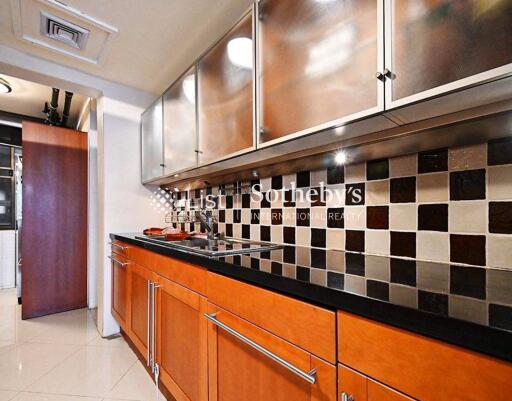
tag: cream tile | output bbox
[259,210,271,226]
[344,275,366,296]
[389,285,418,309]
[282,208,295,226]
[416,261,449,292]
[448,144,486,171]
[224,209,233,224]
[295,227,310,247]
[241,209,251,224]
[365,231,389,256]
[260,259,271,273]
[0,342,80,391]
[345,163,365,183]
[325,184,345,207]
[365,256,390,281]
[270,226,283,244]
[417,173,449,202]
[310,207,326,228]
[390,154,417,177]
[449,201,487,233]
[282,173,296,189]
[282,264,296,279]
[28,346,136,397]
[296,246,310,266]
[389,204,417,231]
[106,361,163,401]
[366,180,389,205]
[310,269,326,286]
[487,269,512,304]
[416,232,449,263]
[232,224,242,239]
[344,206,366,230]
[326,230,344,251]
[0,390,17,401]
[12,393,100,401]
[487,235,512,269]
[488,165,512,200]
[449,296,487,326]
[326,250,344,271]
[250,225,259,241]
[310,169,327,186]
[260,177,271,192]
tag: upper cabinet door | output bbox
[197,11,255,165]
[141,98,164,182]
[258,0,382,145]
[163,67,198,175]
[385,0,512,108]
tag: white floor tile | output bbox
[11,393,101,401]
[0,390,17,401]
[106,362,163,401]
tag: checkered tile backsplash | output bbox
[169,136,512,271]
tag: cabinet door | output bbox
[197,11,254,164]
[385,0,512,108]
[163,67,198,175]
[111,254,130,330]
[207,303,336,401]
[155,275,208,401]
[129,263,152,362]
[141,98,164,182]
[258,0,382,144]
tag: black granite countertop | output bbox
[111,233,512,362]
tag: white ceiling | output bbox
[0,73,89,127]
[0,0,253,95]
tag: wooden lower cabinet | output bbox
[111,253,130,330]
[155,275,208,401]
[129,263,153,363]
[206,302,336,401]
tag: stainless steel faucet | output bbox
[196,210,216,240]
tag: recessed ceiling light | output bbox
[334,151,347,165]
[0,78,12,94]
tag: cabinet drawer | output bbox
[111,240,130,258]
[153,254,207,296]
[338,311,512,401]
[208,272,336,363]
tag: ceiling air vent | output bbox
[40,11,89,50]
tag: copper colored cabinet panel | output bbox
[258,0,381,143]
[111,255,130,330]
[387,0,512,104]
[207,303,336,401]
[338,364,368,401]
[155,276,208,401]
[163,67,198,174]
[197,12,254,164]
[129,263,152,361]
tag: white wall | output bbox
[0,44,165,336]
[0,231,15,289]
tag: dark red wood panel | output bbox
[21,121,88,319]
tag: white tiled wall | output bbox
[0,230,15,289]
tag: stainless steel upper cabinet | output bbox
[385,0,512,108]
[197,11,255,165]
[257,0,382,145]
[141,98,164,182]
[163,67,198,175]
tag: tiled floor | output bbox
[0,288,165,401]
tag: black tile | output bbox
[488,137,512,166]
[242,224,250,239]
[296,266,310,282]
[296,171,310,188]
[250,258,260,270]
[367,158,389,181]
[250,209,260,224]
[345,183,365,206]
[450,169,486,200]
[194,188,201,198]
[450,265,486,300]
[390,258,417,286]
[260,226,271,242]
[271,209,282,225]
[327,208,344,229]
[489,202,512,234]
[489,304,512,331]
[418,204,448,232]
[450,234,486,266]
[233,209,241,224]
[310,248,326,269]
[283,190,296,207]
[233,255,241,265]
[367,280,389,301]
[225,195,233,209]
[418,148,448,174]
[390,231,416,258]
[366,206,389,230]
[260,192,271,208]
[242,193,251,208]
[327,165,344,185]
[271,262,283,275]
[250,179,260,191]
[283,246,296,264]
[296,208,310,227]
[218,209,225,223]
[271,176,283,190]
[327,272,344,290]
[283,227,295,244]
[311,228,326,248]
[345,253,365,276]
[346,230,365,252]
[189,223,195,232]
[418,290,448,316]
[390,177,416,203]
[310,186,326,207]
[225,224,233,237]
[206,186,213,195]
[261,251,271,260]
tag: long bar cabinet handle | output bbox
[109,242,128,251]
[204,313,317,384]
[147,280,151,367]
[108,255,129,268]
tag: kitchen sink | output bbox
[135,235,284,257]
